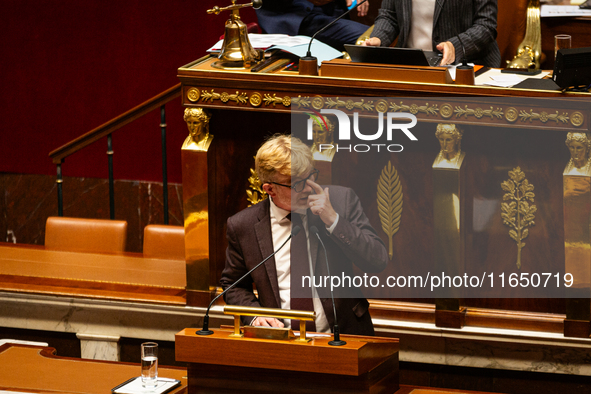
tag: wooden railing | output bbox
[48,83,182,221]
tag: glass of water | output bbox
[554,34,571,59]
[141,342,158,388]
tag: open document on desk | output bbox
[541,5,591,17]
[475,69,551,88]
[207,34,343,64]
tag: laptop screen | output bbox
[345,44,441,67]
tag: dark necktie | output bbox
[289,213,316,332]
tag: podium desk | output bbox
[176,327,399,394]
[0,343,188,394]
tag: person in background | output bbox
[256,0,371,51]
[362,0,501,67]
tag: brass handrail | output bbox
[49,83,181,164]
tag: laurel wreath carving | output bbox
[501,167,536,269]
[246,165,267,206]
[377,161,403,260]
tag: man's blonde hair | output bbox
[255,134,313,184]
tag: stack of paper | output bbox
[207,34,344,64]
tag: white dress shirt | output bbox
[269,198,333,332]
[407,0,437,51]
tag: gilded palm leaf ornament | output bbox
[377,161,403,259]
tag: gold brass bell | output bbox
[207,0,264,69]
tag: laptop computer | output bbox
[344,44,443,67]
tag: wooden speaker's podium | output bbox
[176,327,400,393]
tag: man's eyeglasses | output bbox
[269,169,319,193]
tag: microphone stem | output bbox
[315,232,345,345]
[306,0,369,57]
[200,232,294,332]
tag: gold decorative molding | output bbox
[377,161,403,260]
[501,167,537,269]
[263,94,290,107]
[201,89,248,104]
[454,105,504,120]
[292,96,311,108]
[325,98,375,111]
[311,96,324,110]
[246,165,267,206]
[440,103,453,119]
[505,107,519,123]
[389,102,439,116]
[519,109,569,124]
[185,91,585,128]
[571,112,584,127]
[249,92,262,107]
[187,87,201,103]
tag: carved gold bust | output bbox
[182,107,213,151]
[433,123,465,169]
[310,115,335,161]
[564,132,591,176]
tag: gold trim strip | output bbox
[186,90,585,128]
[223,305,315,321]
[1,274,185,290]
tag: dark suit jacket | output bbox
[371,0,501,67]
[220,185,388,336]
[255,0,348,36]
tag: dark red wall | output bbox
[0,1,258,184]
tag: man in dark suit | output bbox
[255,0,370,51]
[220,135,388,335]
[362,0,501,67]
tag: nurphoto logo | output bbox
[306,108,418,153]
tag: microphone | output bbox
[197,225,302,335]
[299,0,369,76]
[454,35,474,85]
[310,225,346,346]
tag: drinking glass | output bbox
[141,342,158,388]
[555,34,571,59]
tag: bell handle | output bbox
[207,0,262,15]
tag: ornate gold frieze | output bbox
[501,167,537,269]
[389,102,439,116]
[377,161,403,260]
[263,93,290,107]
[292,96,311,108]
[185,90,585,128]
[519,109,569,124]
[454,105,504,120]
[203,89,248,104]
[325,98,375,111]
